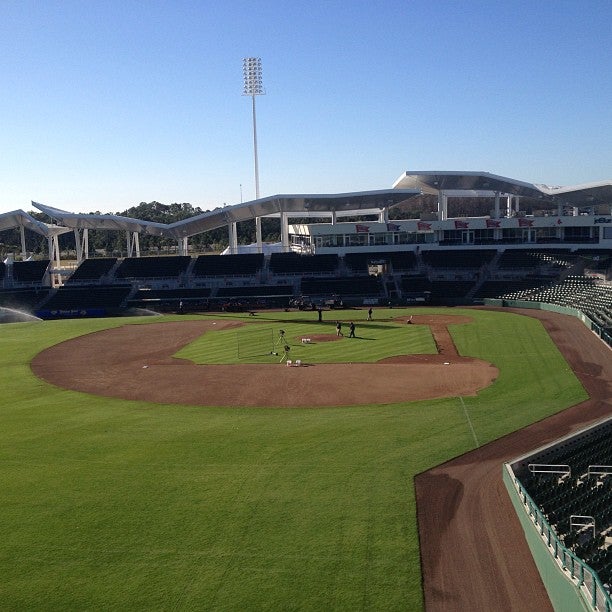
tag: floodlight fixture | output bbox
[242,57,265,96]
[242,57,265,200]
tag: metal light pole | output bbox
[242,57,265,200]
[243,57,265,251]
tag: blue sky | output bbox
[1,0,611,214]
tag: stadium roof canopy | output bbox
[31,202,168,236]
[0,209,72,238]
[393,171,612,205]
[536,180,612,206]
[394,171,551,199]
[32,189,421,239]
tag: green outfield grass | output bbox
[0,308,587,610]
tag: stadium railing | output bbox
[504,464,611,611]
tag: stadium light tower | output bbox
[242,57,265,199]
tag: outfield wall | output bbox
[503,465,610,612]
[484,299,612,348]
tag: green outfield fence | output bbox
[484,299,612,348]
[504,464,612,612]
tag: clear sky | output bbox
[1,0,611,215]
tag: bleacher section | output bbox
[12,260,50,284]
[421,249,496,269]
[497,249,576,271]
[344,251,417,274]
[115,256,191,279]
[127,287,212,312]
[192,253,264,277]
[269,252,339,275]
[576,249,612,276]
[0,288,51,311]
[300,275,383,298]
[67,258,117,283]
[515,420,612,593]
[38,285,132,318]
[400,275,432,293]
[499,276,612,327]
[216,285,293,298]
[428,281,475,304]
[474,277,551,300]
[0,248,609,320]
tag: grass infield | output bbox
[0,308,587,610]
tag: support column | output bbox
[255,217,262,252]
[330,210,337,225]
[20,226,27,259]
[74,228,89,263]
[228,222,238,254]
[494,192,500,219]
[438,191,448,221]
[47,235,62,286]
[74,229,82,262]
[126,231,141,257]
[280,211,290,251]
[506,195,513,217]
[83,229,89,261]
[177,237,188,256]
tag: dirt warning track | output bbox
[416,308,612,611]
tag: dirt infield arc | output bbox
[31,314,497,408]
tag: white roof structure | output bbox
[393,171,612,205]
[0,209,71,238]
[32,190,422,239]
[25,175,612,243]
[31,202,168,236]
[536,180,612,205]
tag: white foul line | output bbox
[459,396,480,448]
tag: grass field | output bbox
[0,308,587,610]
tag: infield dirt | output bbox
[31,314,497,408]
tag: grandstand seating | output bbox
[300,275,382,297]
[428,281,475,304]
[115,256,191,279]
[40,285,132,313]
[192,253,264,277]
[516,420,612,591]
[216,285,293,298]
[0,288,51,310]
[344,251,417,273]
[421,249,496,268]
[67,258,117,283]
[269,252,339,275]
[12,260,50,283]
[474,277,551,300]
[497,249,576,270]
[399,275,432,294]
[501,276,611,316]
[0,247,609,320]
